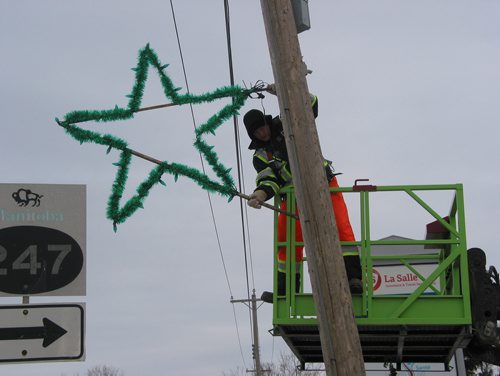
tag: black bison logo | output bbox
[12,189,43,207]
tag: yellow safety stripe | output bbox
[260,181,280,194]
[341,245,359,257]
[256,167,275,180]
[254,150,268,164]
[342,251,359,256]
[310,94,318,108]
[279,174,292,185]
[281,165,292,183]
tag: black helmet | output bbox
[243,109,272,140]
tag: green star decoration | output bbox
[56,44,253,231]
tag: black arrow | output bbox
[0,318,67,347]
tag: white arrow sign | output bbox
[0,304,84,363]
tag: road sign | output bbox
[0,304,84,363]
[0,184,86,296]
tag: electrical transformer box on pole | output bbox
[291,0,311,33]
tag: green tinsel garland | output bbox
[56,44,253,231]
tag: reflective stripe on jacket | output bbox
[250,94,319,200]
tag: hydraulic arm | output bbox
[465,247,500,365]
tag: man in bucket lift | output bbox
[243,85,362,300]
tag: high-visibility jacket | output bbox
[246,95,358,273]
[248,95,319,201]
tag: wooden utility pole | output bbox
[231,290,265,376]
[259,1,365,375]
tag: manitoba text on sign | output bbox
[0,304,85,363]
[0,184,86,296]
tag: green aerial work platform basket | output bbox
[269,182,473,369]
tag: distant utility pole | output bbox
[259,1,365,376]
[231,290,264,376]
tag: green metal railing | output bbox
[272,183,471,327]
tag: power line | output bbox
[223,0,256,294]
[222,1,254,340]
[168,0,248,369]
[223,0,262,371]
[168,0,233,297]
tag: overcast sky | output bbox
[1,1,500,375]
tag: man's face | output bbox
[253,124,271,142]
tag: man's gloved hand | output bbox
[265,83,277,96]
[302,60,312,76]
[248,190,267,209]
